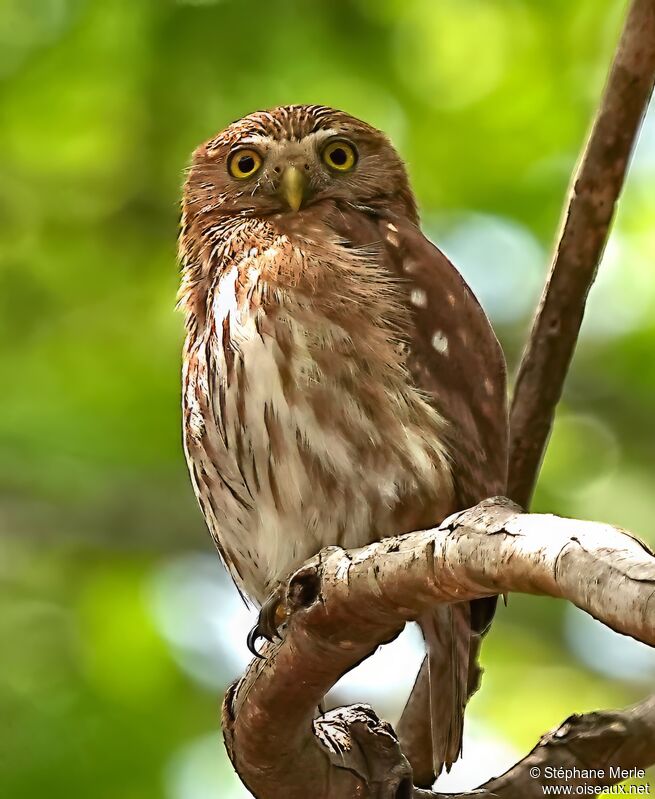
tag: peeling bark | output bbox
[223,499,655,798]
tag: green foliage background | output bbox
[1,0,654,797]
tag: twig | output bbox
[508,0,655,508]
[476,694,655,799]
[412,694,655,798]
[223,499,655,798]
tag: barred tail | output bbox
[419,603,472,776]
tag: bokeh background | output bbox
[1,0,654,796]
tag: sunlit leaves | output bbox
[1,0,654,795]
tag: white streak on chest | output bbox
[198,252,452,604]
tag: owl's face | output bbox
[186,105,416,220]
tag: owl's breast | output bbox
[185,228,454,602]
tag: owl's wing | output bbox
[379,215,508,775]
[378,215,509,507]
[330,204,509,507]
[329,203,508,778]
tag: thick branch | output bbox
[508,0,655,508]
[223,499,655,798]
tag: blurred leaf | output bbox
[1,0,653,794]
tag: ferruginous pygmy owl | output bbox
[179,105,508,778]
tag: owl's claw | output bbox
[246,623,267,659]
[247,587,287,659]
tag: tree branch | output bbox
[399,2,655,778]
[475,694,655,799]
[220,3,655,796]
[223,499,655,798]
[508,0,655,509]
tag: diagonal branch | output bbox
[399,0,655,780]
[223,499,655,798]
[508,0,655,509]
[412,694,655,798]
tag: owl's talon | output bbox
[247,623,267,659]
[246,587,287,658]
[260,587,287,638]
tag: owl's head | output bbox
[184,105,417,221]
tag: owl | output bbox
[178,104,508,780]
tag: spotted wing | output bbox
[328,202,508,777]
[382,215,509,774]
[328,204,509,507]
[379,215,509,507]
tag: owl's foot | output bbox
[247,587,287,658]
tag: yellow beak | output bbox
[279,165,306,212]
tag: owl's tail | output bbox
[418,603,474,778]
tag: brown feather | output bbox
[323,200,508,775]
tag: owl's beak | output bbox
[279,165,306,212]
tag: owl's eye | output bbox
[228,148,263,179]
[322,140,357,172]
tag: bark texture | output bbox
[223,499,655,798]
[476,694,655,799]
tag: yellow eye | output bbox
[228,148,263,179]
[322,140,357,172]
